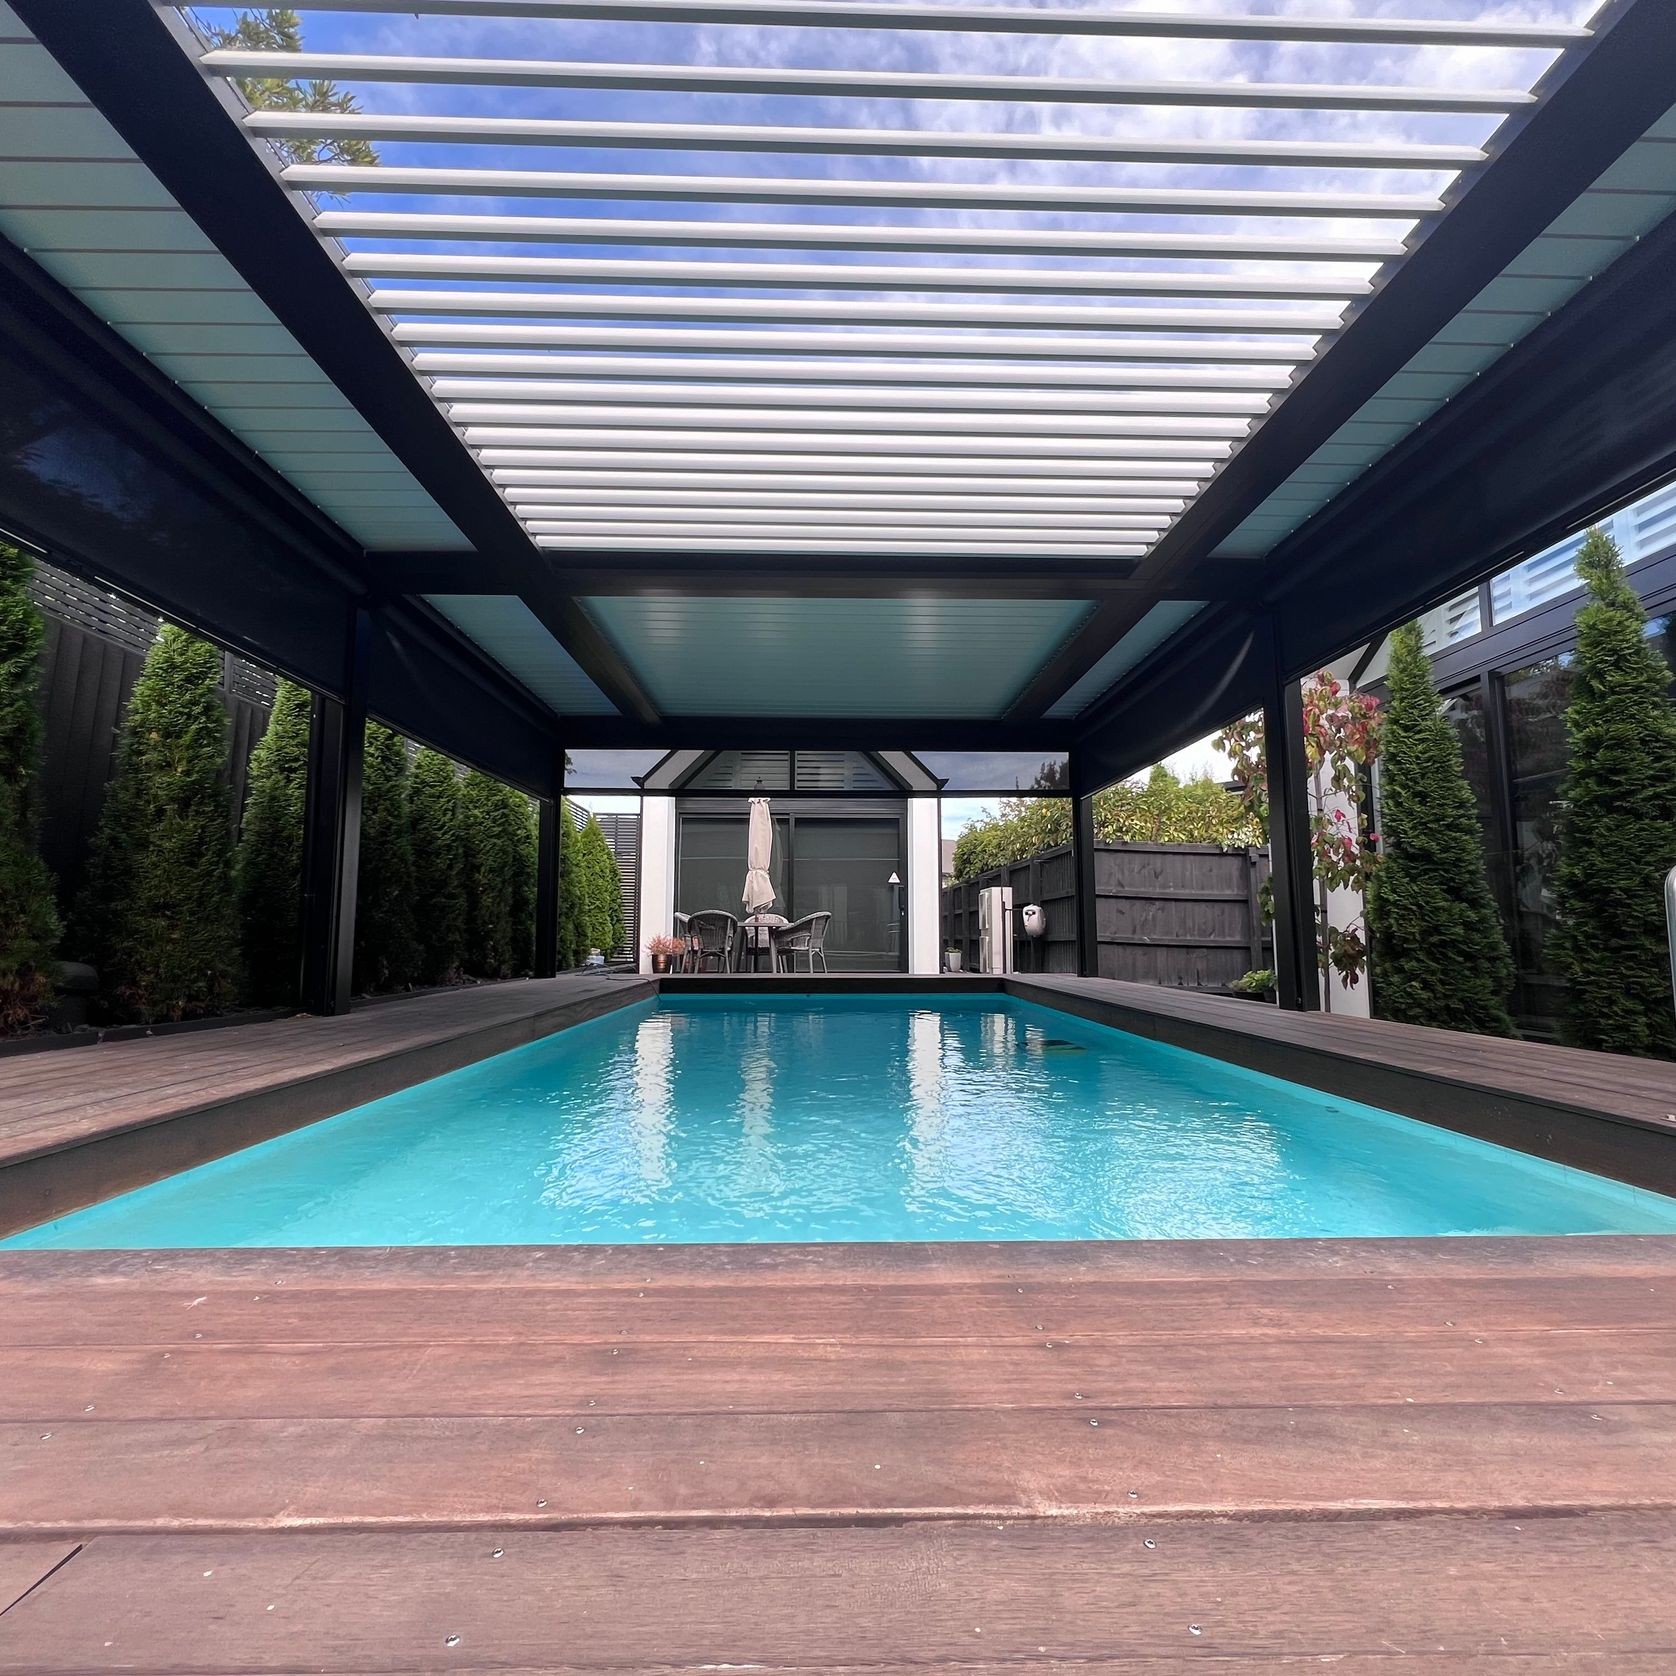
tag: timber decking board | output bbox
[6,1516,1676,1672]
[6,1240,1676,1668]
[10,1328,1676,1417]
[0,975,652,1165]
[1010,975,1676,1131]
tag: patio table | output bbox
[737,914,788,973]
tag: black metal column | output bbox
[1070,755,1099,980]
[534,786,561,980]
[1263,630,1318,1013]
[299,607,371,1016]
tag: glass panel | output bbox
[790,818,904,972]
[916,751,1070,792]
[675,815,791,928]
[1437,682,1513,939]
[564,749,667,791]
[1417,589,1482,651]
[1502,655,1574,1033]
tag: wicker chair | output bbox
[769,911,831,974]
[685,909,739,974]
[672,913,692,973]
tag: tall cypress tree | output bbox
[0,541,60,1032]
[462,769,516,978]
[556,801,589,970]
[353,723,419,993]
[408,747,467,985]
[235,678,311,1006]
[575,814,625,957]
[1553,528,1676,1058]
[78,626,242,1023]
[1367,621,1515,1036]
[504,786,538,976]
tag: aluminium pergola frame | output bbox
[10,0,1674,1016]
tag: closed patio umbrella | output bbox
[743,795,777,914]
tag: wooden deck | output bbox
[0,973,653,1235]
[4,1236,1676,1669]
[4,977,1676,1667]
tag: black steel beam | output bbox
[1020,0,1672,720]
[561,715,1074,752]
[1264,656,1317,1014]
[370,550,1261,603]
[15,0,657,724]
[1069,755,1099,980]
[534,793,561,980]
[1260,204,1676,681]
[1,236,564,796]
[299,609,370,1017]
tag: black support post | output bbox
[1263,630,1318,1013]
[299,607,370,1017]
[1070,755,1099,980]
[534,784,562,980]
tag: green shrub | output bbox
[353,723,419,992]
[235,678,311,1006]
[408,747,467,985]
[1553,528,1676,1058]
[0,541,60,1032]
[77,626,241,1022]
[1366,622,1514,1036]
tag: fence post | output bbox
[298,604,370,1017]
[1263,627,1318,1012]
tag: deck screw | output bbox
[1189,1625,1203,1636]
[491,1548,504,1559]
[536,1499,547,1508]
[445,1635,461,1647]
[1143,1539,1156,1550]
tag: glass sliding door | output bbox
[789,817,905,972]
[674,805,906,970]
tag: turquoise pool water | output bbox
[9,996,1676,1247]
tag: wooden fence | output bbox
[941,840,1272,990]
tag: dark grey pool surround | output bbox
[1,971,1672,1237]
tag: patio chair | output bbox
[672,912,692,974]
[769,911,831,974]
[685,909,739,973]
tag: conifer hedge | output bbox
[0,541,60,1032]
[353,722,419,993]
[574,814,626,957]
[1366,621,1515,1036]
[1554,528,1676,1058]
[235,678,311,1006]
[462,769,519,978]
[77,626,242,1022]
[408,747,467,985]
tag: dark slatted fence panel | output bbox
[942,841,1272,989]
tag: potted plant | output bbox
[648,934,685,975]
[944,943,963,973]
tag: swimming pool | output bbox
[8,995,1676,1247]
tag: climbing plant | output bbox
[1216,672,1384,996]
